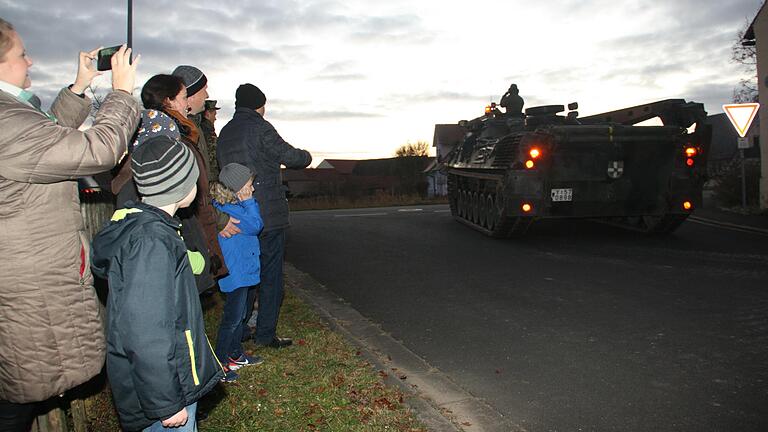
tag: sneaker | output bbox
[228,353,264,370]
[220,368,239,383]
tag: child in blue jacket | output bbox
[210,163,265,382]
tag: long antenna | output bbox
[127,0,133,50]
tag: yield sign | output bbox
[722,103,760,138]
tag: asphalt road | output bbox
[285,204,768,432]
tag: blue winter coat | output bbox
[213,198,264,292]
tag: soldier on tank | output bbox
[500,83,524,117]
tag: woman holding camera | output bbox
[0,17,140,431]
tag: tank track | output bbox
[598,213,690,234]
[448,172,532,237]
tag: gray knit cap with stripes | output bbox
[131,135,199,207]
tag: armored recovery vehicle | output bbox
[434,97,711,237]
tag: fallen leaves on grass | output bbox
[85,288,425,431]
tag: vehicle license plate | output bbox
[550,188,573,202]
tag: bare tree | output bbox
[395,141,430,157]
[732,19,758,103]
[87,83,109,118]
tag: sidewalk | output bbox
[692,198,768,232]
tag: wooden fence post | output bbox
[46,407,67,432]
[71,398,88,432]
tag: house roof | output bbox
[423,158,444,173]
[433,124,465,161]
[282,167,340,181]
[706,113,761,161]
[317,159,358,174]
[744,1,766,40]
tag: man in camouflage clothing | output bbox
[201,99,220,179]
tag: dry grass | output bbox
[288,193,448,211]
[85,279,427,432]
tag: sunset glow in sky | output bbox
[2,0,763,164]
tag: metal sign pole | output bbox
[741,148,747,208]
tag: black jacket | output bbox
[91,202,223,431]
[217,107,312,231]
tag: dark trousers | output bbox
[253,228,285,345]
[214,286,252,362]
[0,399,36,432]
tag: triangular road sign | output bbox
[722,103,760,138]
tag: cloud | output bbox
[386,91,480,105]
[269,109,381,121]
[682,81,742,114]
[312,73,366,81]
[3,0,760,157]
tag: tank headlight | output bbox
[686,158,694,167]
[529,148,541,159]
[525,160,535,169]
[685,147,697,157]
[683,201,693,211]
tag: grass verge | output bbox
[288,193,448,211]
[86,276,427,431]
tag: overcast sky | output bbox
[2,0,763,163]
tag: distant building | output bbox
[706,113,760,174]
[423,159,447,197]
[426,124,466,198]
[283,156,431,198]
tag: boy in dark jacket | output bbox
[92,135,223,431]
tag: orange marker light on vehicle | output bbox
[686,158,694,167]
[683,201,693,211]
[485,105,492,114]
[522,203,533,212]
[525,160,535,169]
[529,148,541,159]
[685,147,697,157]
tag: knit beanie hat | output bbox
[219,163,253,192]
[132,109,180,151]
[132,135,200,207]
[235,84,266,110]
[172,65,208,97]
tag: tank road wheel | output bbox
[448,189,458,216]
[465,192,472,222]
[465,190,471,219]
[485,195,497,230]
[471,192,479,224]
[478,194,488,228]
[468,192,474,223]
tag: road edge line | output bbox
[687,216,768,235]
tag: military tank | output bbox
[434,93,711,237]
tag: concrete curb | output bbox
[285,263,524,432]
[687,215,768,236]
